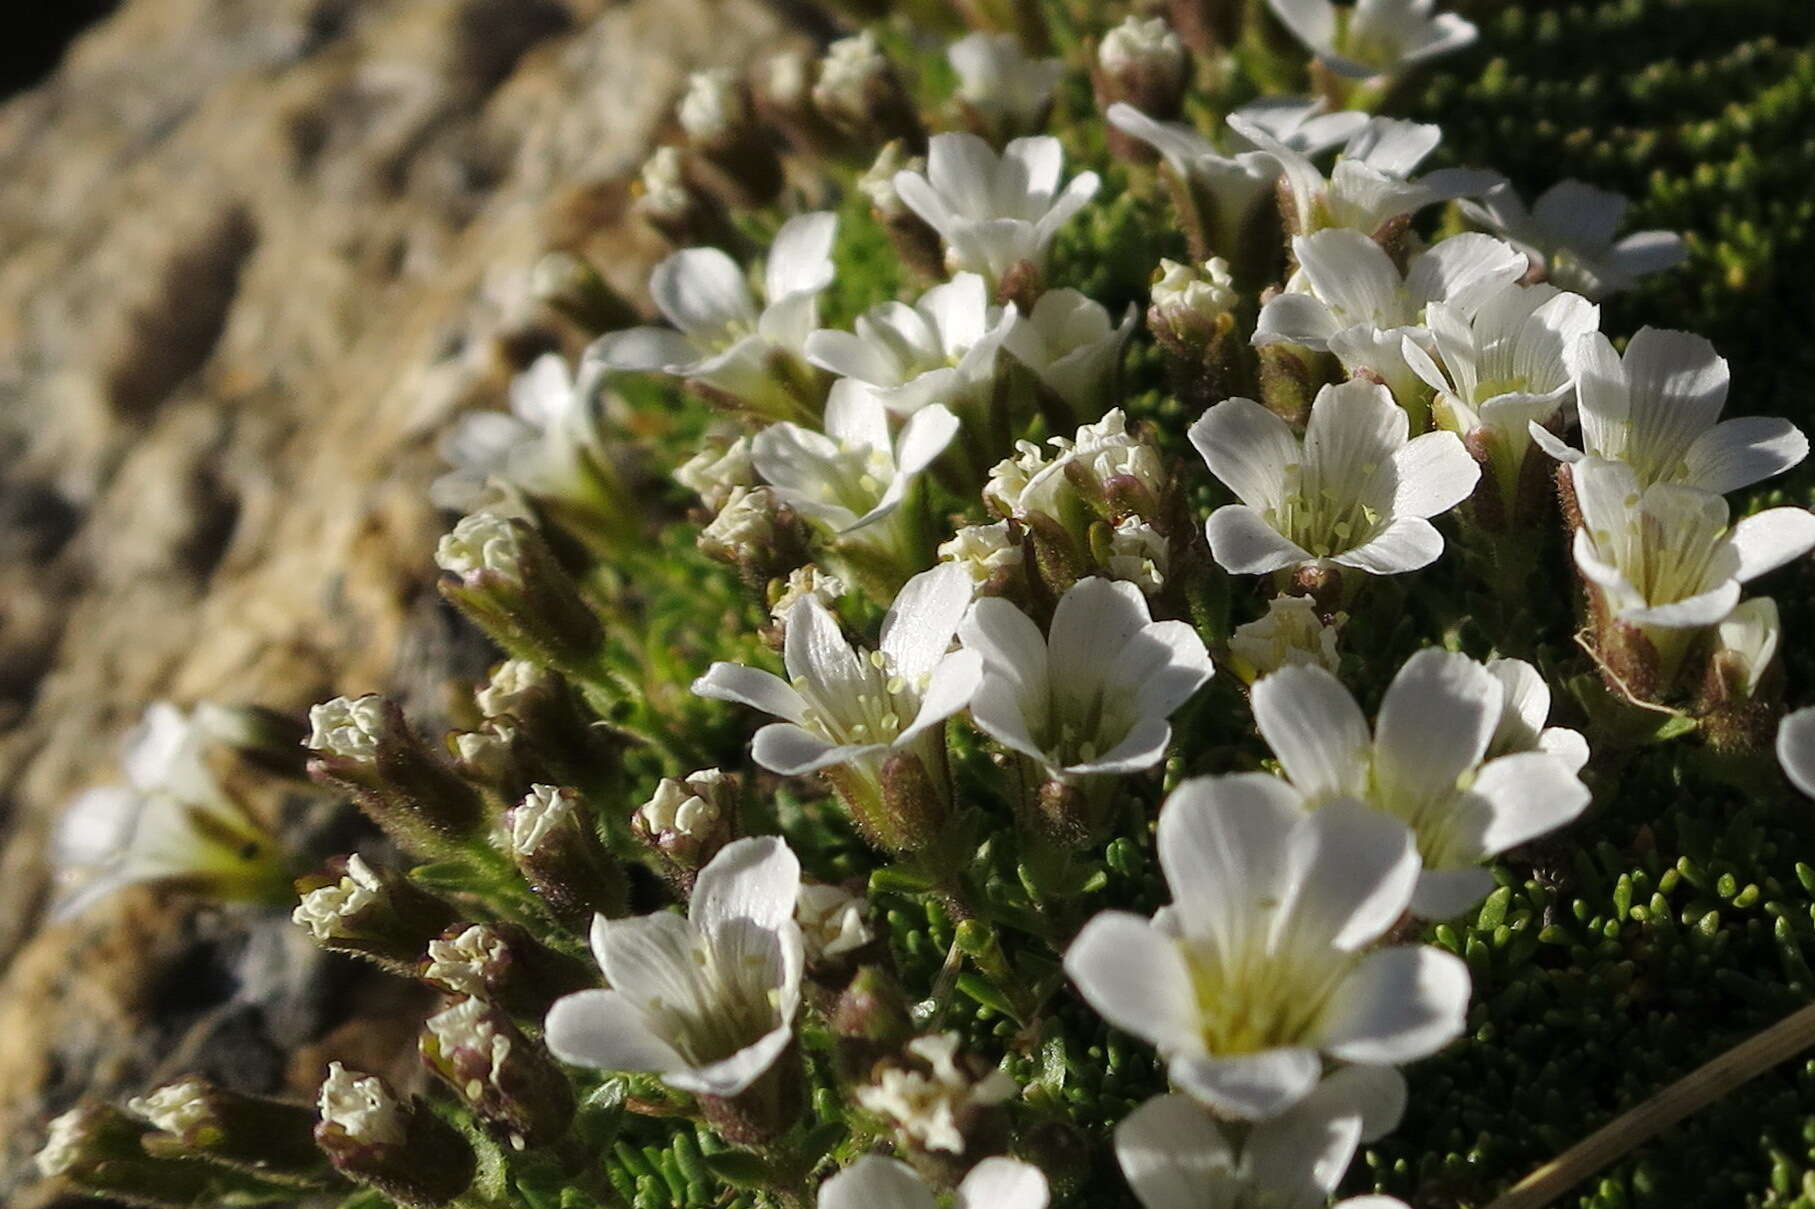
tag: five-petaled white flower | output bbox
[947,33,1063,137]
[960,577,1212,781]
[1003,287,1137,418]
[1251,650,1592,917]
[544,836,803,1097]
[432,353,614,513]
[1066,776,1470,1119]
[587,212,838,420]
[1568,457,1815,653]
[1461,180,1687,300]
[1532,328,1809,495]
[1190,379,1480,577]
[1230,114,1499,237]
[892,133,1100,284]
[692,562,983,787]
[1405,280,1601,503]
[806,272,1018,418]
[1117,1069,1410,1209]
[753,379,958,559]
[1254,229,1528,404]
[1780,708,1815,800]
[820,1155,1047,1209]
[1266,0,1478,81]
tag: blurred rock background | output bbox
[0,0,791,1196]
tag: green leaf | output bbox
[702,1151,776,1189]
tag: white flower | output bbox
[1407,281,1601,496]
[700,486,780,551]
[1267,0,1477,80]
[948,33,1063,135]
[508,785,580,857]
[752,379,958,552]
[475,658,555,720]
[1779,707,1815,799]
[1065,777,1470,1118]
[634,146,692,221]
[1100,16,1188,82]
[855,1034,1018,1156]
[1531,328,1808,494]
[587,212,838,418]
[1189,379,1480,577]
[432,353,611,512]
[1108,100,1362,257]
[636,773,727,850]
[425,925,510,998]
[1461,180,1687,299]
[675,431,755,508]
[1251,650,1592,916]
[1230,114,1499,237]
[1708,597,1781,700]
[1003,288,1137,417]
[1106,517,1171,596]
[796,883,873,961]
[940,521,1022,586]
[1254,228,1529,402]
[771,565,847,625]
[1227,596,1343,684]
[806,273,1018,418]
[293,854,385,941]
[1570,456,1815,634]
[893,133,1100,284]
[960,577,1212,780]
[821,1156,1045,1209]
[1153,256,1238,318]
[693,563,983,786]
[545,836,803,1097]
[51,702,279,917]
[678,68,746,144]
[129,1079,215,1136]
[318,1063,407,1146]
[1117,1070,1410,1209]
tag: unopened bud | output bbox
[698,485,810,588]
[1096,17,1189,148]
[507,785,627,926]
[796,882,874,966]
[813,33,925,151]
[1256,339,1334,426]
[633,768,739,890]
[129,1078,332,1186]
[939,522,1024,594]
[293,855,460,973]
[1150,259,1248,410]
[861,141,944,280]
[37,1101,245,1206]
[632,145,734,248]
[421,998,575,1150]
[305,695,486,858]
[1100,517,1169,597]
[436,513,604,676]
[678,68,783,205]
[832,965,915,1068]
[421,921,595,1023]
[754,48,845,156]
[675,432,756,512]
[315,1064,475,1208]
[1227,595,1343,684]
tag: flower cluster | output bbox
[36,4,1815,1209]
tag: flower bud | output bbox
[939,521,1026,597]
[678,67,783,205]
[767,565,847,630]
[315,1063,476,1207]
[293,855,460,973]
[632,145,735,248]
[420,997,575,1150]
[754,48,845,156]
[450,719,528,798]
[796,882,875,967]
[855,1033,1017,1169]
[530,250,635,334]
[436,513,604,676]
[1149,258,1251,410]
[949,32,1061,141]
[875,748,948,855]
[861,141,944,281]
[471,661,612,788]
[1096,17,1189,148]
[128,1077,333,1186]
[675,431,756,512]
[832,965,915,1080]
[506,784,626,926]
[633,768,739,890]
[305,695,486,858]
[1098,516,1170,597]
[813,33,925,151]
[37,1101,252,1206]
[1698,597,1783,754]
[1256,338,1335,426]
[1227,595,1344,684]
[421,921,596,1022]
[697,485,810,588]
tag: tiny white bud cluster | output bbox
[939,522,1020,585]
[476,659,553,720]
[762,49,811,107]
[857,1033,1017,1154]
[425,925,510,997]
[700,486,778,549]
[637,771,724,840]
[770,565,846,625]
[858,142,920,220]
[1105,517,1169,596]
[814,32,887,116]
[795,883,872,960]
[318,1062,406,1146]
[1152,257,1237,317]
[636,146,691,219]
[427,998,513,1078]
[35,1106,91,1177]
[678,68,746,142]
[1228,597,1344,683]
[307,695,386,759]
[1099,15,1187,77]
[435,513,527,585]
[292,855,383,941]
[675,434,755,506]
[509,784,578,856]
[127,1079,213,1135]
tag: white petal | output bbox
[787,595,866,693]
[1189,397,1299,512]
[805,328,902,385]
[1405,233,1528,313]
[751,725,875,776]
[1779,708,1815,799]
[1622,327,1728,475]
[544,990,683,1074]
[1410,867,1497,919]
[1048,577,1153,707]
[881,563,977,685]
[1206,506,1312,574]
[1064,911,1201,1053]
[691,835,800,935]
[894,404,961,481]
[970,676,1048,764]
[1254,293,1344,350]
[1538,727,1590,773]
[1531,179,1626,250]
[1682,417,1809,495]
[1124,619,1215,720]
[821,1157,937,1209]
[1168,1048,1323,1121]
[1266,0,1338,54]
[652,248,758,336]
[587,326,699,373]
[1730,507,1815,584]
[926,132,1004,220]
[765,211,839,302]
[1372,649,1499,809]
[1251,666,1371,801]
[1469,752,1592,856]
[1607,229,1687,277]
[1390,431,1481,518]
[1329,516,1445,575]
[1114,1095,1237,1209]
[960,598,1051,704]
[898,649,984,744]
[1159,774,1306,954]
[1243,1089,1362,1201]
[692,663,809,725]
[1316,946,1470,1063]
[595,912,708,1018]
[957,1158,1049,1209]
[1295,230,1404,328]
[1345,118,1441,177]
[1274,800,1419,955]
[667,1023,794,1098]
